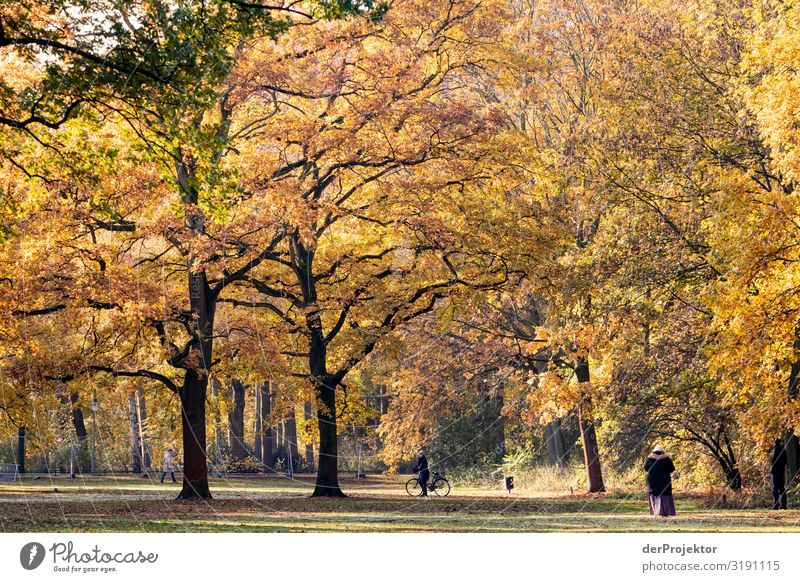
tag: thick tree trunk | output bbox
[313,375,344,496]
[253,385,263,462]
[303,400,314,468]
[65,393,88,442]
[70,394,90,472]
[177,369,212,499]
[306,304,343,496]
[577,406,605,493]
[576,359,606,493]
[175,153,216,499]
[16,426,25,474]
[128,392,142,474]
[290,236,344,496]
[228,379,246,460]
[136,384,150,474]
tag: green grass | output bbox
[1,474,798,532]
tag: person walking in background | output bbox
[770,438,788,510]
[161,448,176,483]
[645,445,676,517]
[413,450,430,497]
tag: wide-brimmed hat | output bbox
[652,445,666,454]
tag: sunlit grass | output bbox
[1,475,799,532]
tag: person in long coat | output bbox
[770,438,788,510]
[413,450,430,496]
[161,448,177,483]
[644,445,676,517]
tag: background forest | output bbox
[1,0,800,501]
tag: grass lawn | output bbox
[1,474,798,532]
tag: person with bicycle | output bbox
[413,450,430,496]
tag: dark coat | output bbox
[644,454,675,496]
[413,455,430,482]
[771,443,788,476]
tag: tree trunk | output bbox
[136,384,150,474]
[276,412,284,452]
[722,430,742,490]
[577,405,605,493]
[306,303,343,496]
[718,460,742,491]
[291,236,344,496]
[228,379,246,460]
[69,393,89,472]
[262,383,273,472]
[58,392,89,443]
[177,369,212,499]
[66,392,88,442]
[211,378,223,470]
[303,400,314,468]
[57,389,88,473]
[785,430,799,489]
[544,422,556,460]
[128,391,142,474]
[535,353,568,465]
[380,383,389,415]
[285,405,298,461]
[491,390,505,463]
[786,328,800,487]
[16,426,25,474]
[576,358,606,493]
[175,152,216,499]
[544,418,568,466]
[354,424,366,477]
[313,374,344,496]
[253,385,263,463]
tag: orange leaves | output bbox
[742,1,800,184]
[523,370,580,425]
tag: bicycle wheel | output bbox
[433,477,450,496]
[405,477,423,496]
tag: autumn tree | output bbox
[214,0,548,496]
[1,1,392,499]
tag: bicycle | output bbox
[405,470,450,496]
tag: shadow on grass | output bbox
[1,475,798,533]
